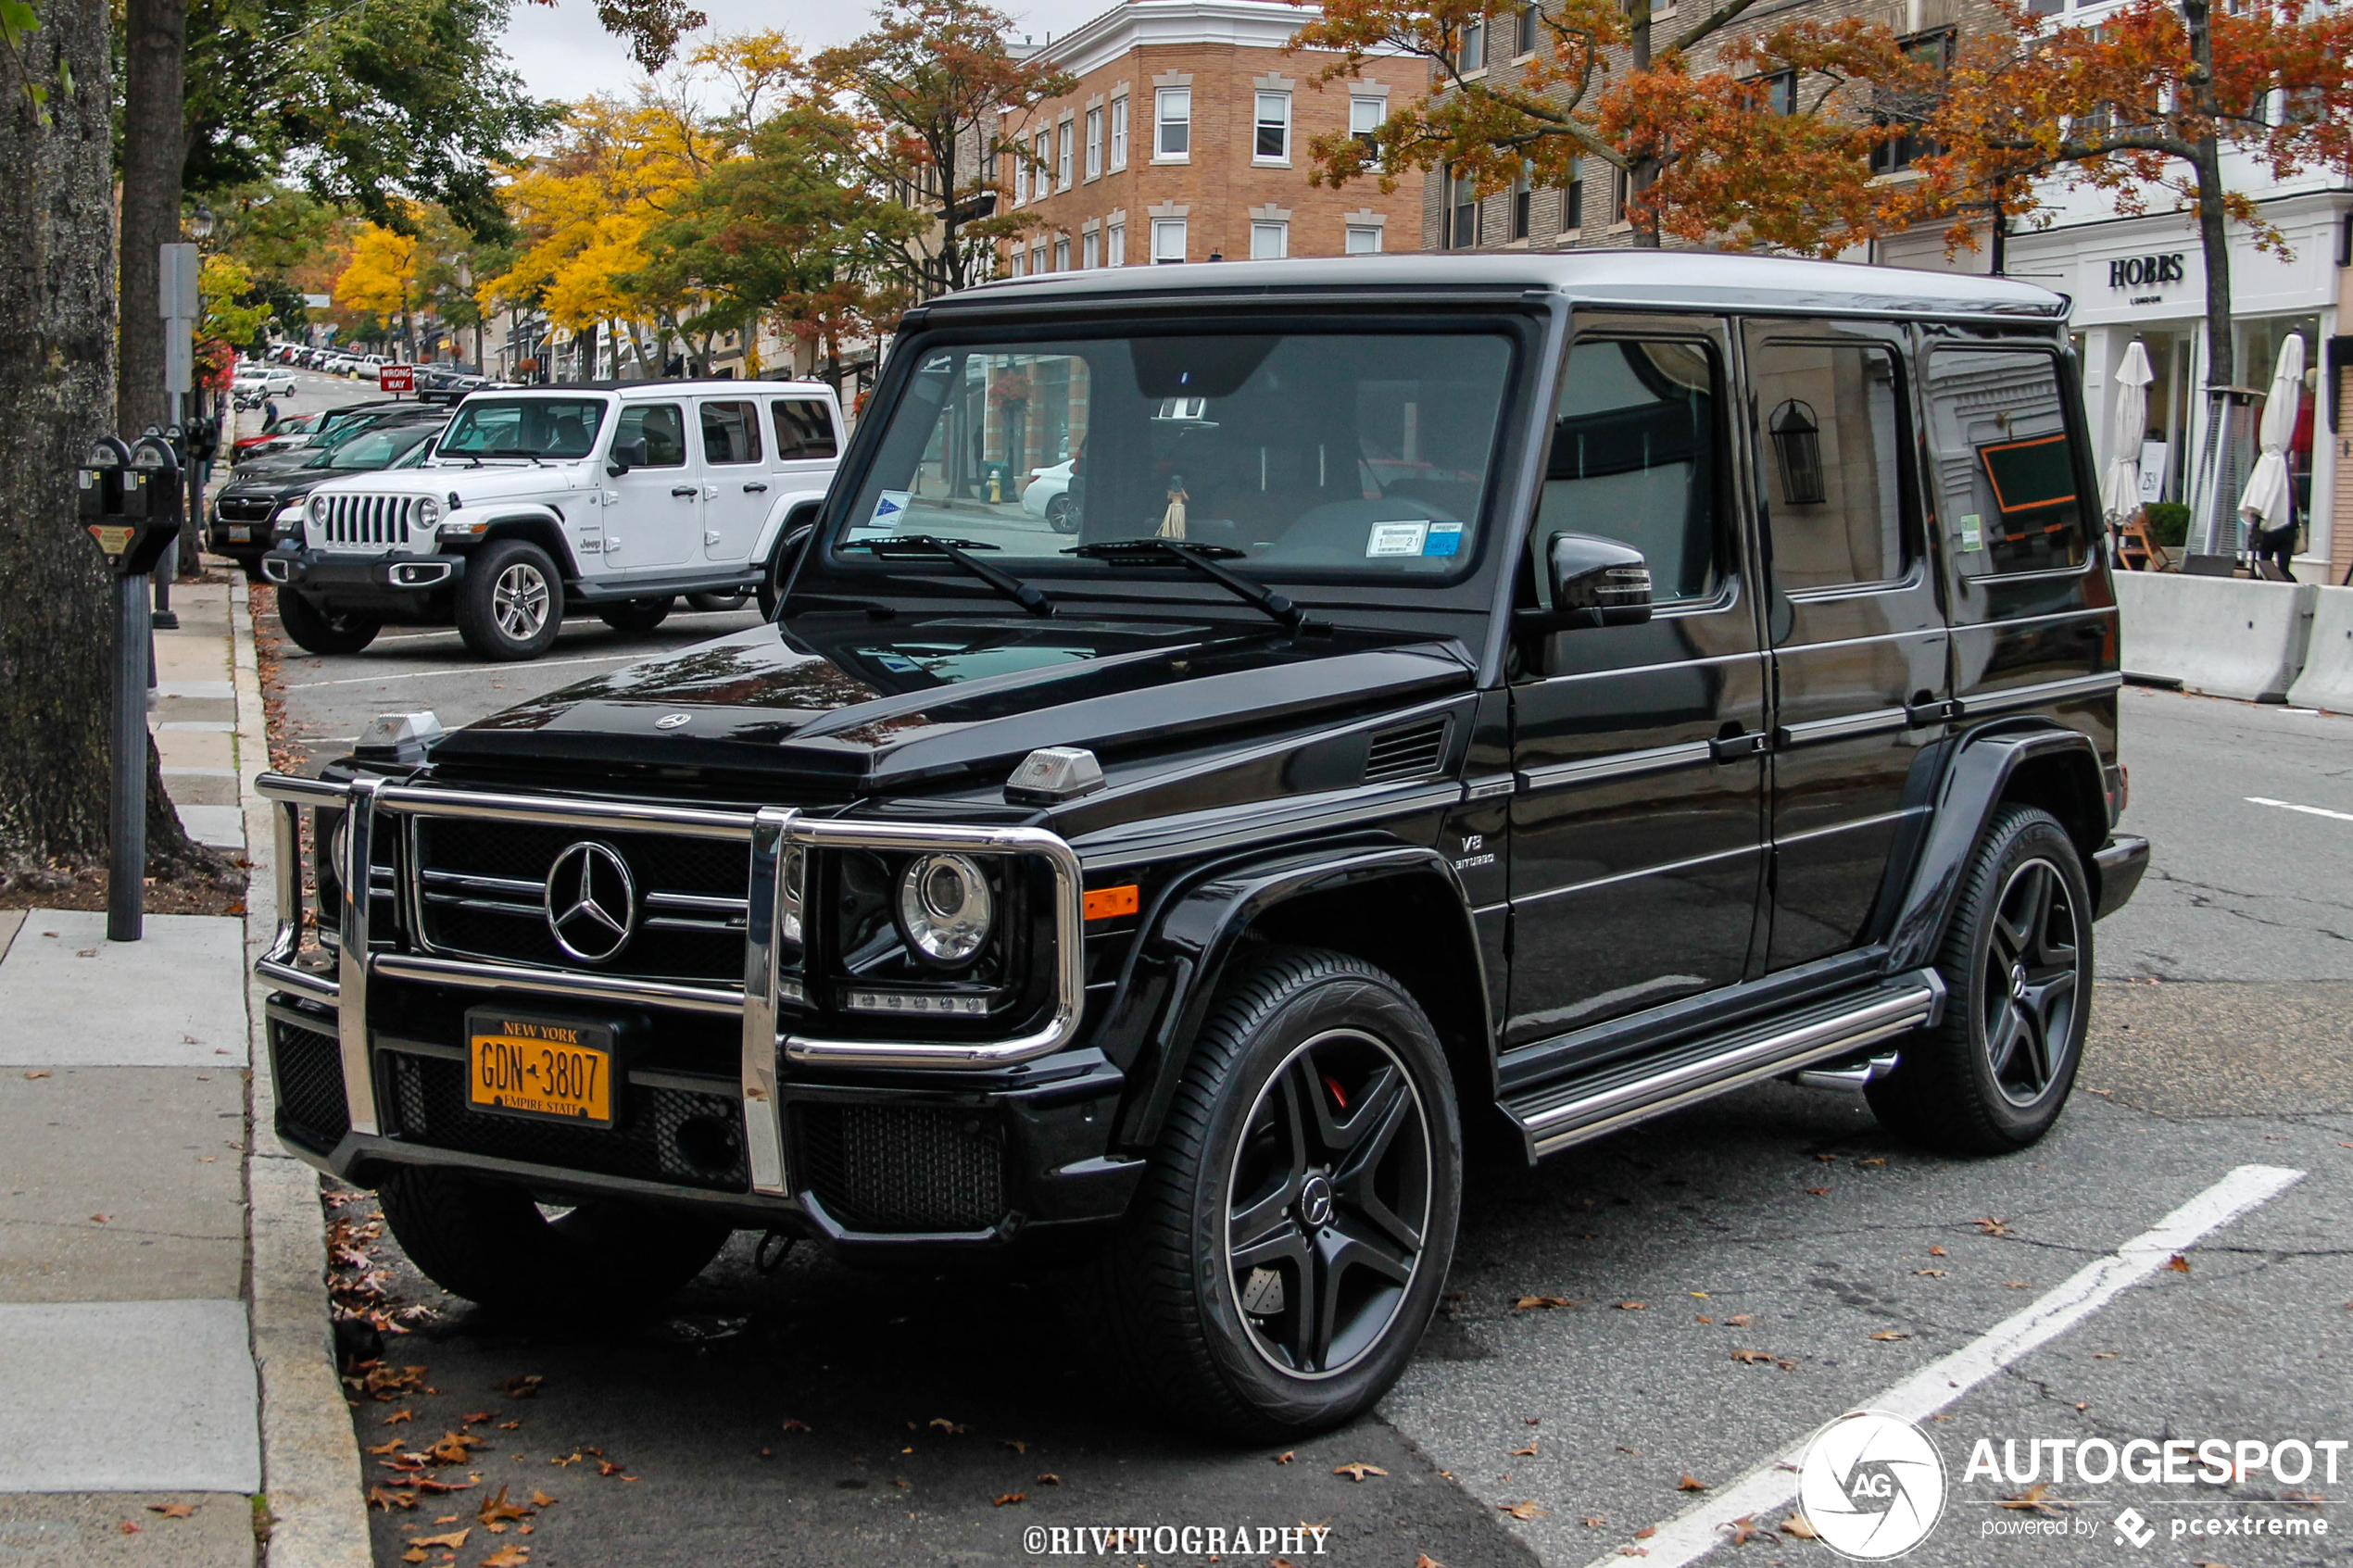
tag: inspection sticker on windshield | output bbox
[1422,522,1464,558]
[1366,521,1429,557]
[1958,512,1984,552]
[868,490,910,531]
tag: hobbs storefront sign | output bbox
[2109,253,2188,290]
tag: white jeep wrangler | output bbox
[260,380,843,660]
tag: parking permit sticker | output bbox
[869,490,910,531]
[1958,512,1983,551]
[1366,521,1429,557]
[1422,522,1464,558]
[871,650,922,673]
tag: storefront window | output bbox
[2238,314,2322,540]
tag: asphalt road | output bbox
[253,561,2353,1568]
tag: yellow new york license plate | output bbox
[467,1013,613,1126]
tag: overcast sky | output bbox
[497,0,1116,104]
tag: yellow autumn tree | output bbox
[332,221,424,354]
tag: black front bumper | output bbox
[2092,834,2151,922]
[262,546,468,611]
[265,993,1143,1263]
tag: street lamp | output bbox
[188,206,216,243]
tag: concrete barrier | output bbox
[2113,571,2317,703]
[2286,584,2353,712]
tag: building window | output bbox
[1611,165,1630,224]
[1107,220,1126,266]
[1345,223,1382,254]
[1054,235,1071,271]
[1250,220,1289,258]
[1110,95,1129,169]
[1082,228,1100,269]
[1151,216,1186,263]
[1758,69,1796,114]
[1034,130,1050,194]
[1518,0,1542,55]
[1057,119,1074,190]
[1156,88,1190,158]
[1351,96,1384,169]
[1085,107,1102,180]
[1254,91,1291,162]
[1510,165,1531,240]
[1560,156,1584,230]
[1030,238,1046,274]
[1457,14,1485,72]
[1013,145,1028,205]
[1869,31,1953,174]
[1449,169,1479,249]
[1010,247,1025,278]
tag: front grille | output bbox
[797,1104,1008,1233]
[384,1052,749,1191]
[217,494,279,523]
[315,492,421,547]
[411,818,749,983]
[271,1018,349,1148]
[1365,718,1451,784]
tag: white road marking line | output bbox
[2246,795,2353,823]
[282,651,640,688]
[1583,1163,2307,1568]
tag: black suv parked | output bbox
[257,254,2146,1438]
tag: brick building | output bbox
[998,0,1429,272]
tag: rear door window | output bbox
[771,398,838,459]
[1747,339,1907,592]
[699,400,762,464]
[1924,349,2088,575]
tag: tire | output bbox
[1046,494,1077,533]
[597,596,673,633]
[1868,805,2093,1154]
[376,1166,732,1314]
[276,591,382,655]
[1086,946,1461,1439]
[686,591,749,613]
[456,538,564,660]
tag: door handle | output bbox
[1906,696,1959,725]
[671,486,698,498]
[1709,730,1768,763]
[743,481,768,493]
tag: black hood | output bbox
[220,463,376,503]
[427,616,1477,796]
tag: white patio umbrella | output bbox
[2100,340,2155,523]
[2236,331,2306,534]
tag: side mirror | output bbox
[607,437,647,477]
[1519,533,1653,632]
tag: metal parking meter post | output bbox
[150,425,183,629]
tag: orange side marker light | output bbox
[1083,884,1139,922]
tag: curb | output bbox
[232,573,373,1568]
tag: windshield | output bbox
[836,330,1515,581]
[304,424,441,470]
[441,397,608,459]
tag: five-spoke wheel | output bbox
[1980,856,2081,1105]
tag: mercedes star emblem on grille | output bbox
[544,841,636,962]
[654,712,693,731]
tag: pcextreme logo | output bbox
[1797,1410,1949,1560]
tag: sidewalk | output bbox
[0,572,368,1567]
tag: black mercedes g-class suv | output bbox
[258,253,2147,1438]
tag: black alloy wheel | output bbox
[1226,1029,1434,1378]
[1980,856,2082,1105]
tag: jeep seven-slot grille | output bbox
[797,1104,1008,1233]
[270,1017,349,1148]
[316,492,420,546]
[384,1051,749,1191]
[1364,718,1451,784]
[412,817,749,982]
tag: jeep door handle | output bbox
[1709,730,1768,762]
[671,486,698,498]
[742,481,768,493]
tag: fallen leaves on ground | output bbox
[1500,1499,1547,1519]
[146,1503,195,1519]
[1869,1330,1912,1341]
[413,1529,469,1549]
[1723,1314,1753,1327]
[1512,1439,1539,1456]
[476,1487,534,1524]
[497,1375,543,1399]
[596,1460,625,1477]
[1273,1451,1294,1464]
[21,1071,47,1080]
[1582,1515,1607,1527]
[1916,1268,1948,1277]
[1037,1474,1060,1485]
[366,1487,417,1511]
[2167,1254,2193,1273]
[1975,1218,2008,1236]
[480,1549,531,1567]
[528,1491,556,1509]
[1813,1152,1837,1162]
[1515,1295,1573,1311]
[992,1492,1026,1506]
[1805,1187,1831,1197]
[1634,1525,1656,1538]
[1617,1300,1647,1311]
[1780,1514,1819,1538]
[460,1411,494,1425]
[1678,1474,1709,1491]
[1415,1556,1447,1568]
[779,1418,810,1433]
[1333,1462,1388,1482]
[929,1417,968,1434]
[89,1214,109,1224]
[1928,1245,1947,1256]
[1722,1515,1771,1545]
[1999,1485,2061,1515]
[1730,1348,1778,1365]
[431,1432,486,1465]
[401,1549,426,1563]
[1001,1439,1028,1453]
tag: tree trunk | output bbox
[0,0,121,872]
[118,0,187,437]
[2181,0,2233,394]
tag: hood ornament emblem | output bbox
[544,841,636,963]
[654,712,693,731]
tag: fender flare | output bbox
[1112,841,1492,1152]
[1882,723,2108,973]
[469,508,582,581]
[751,492,828,568]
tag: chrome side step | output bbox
[1501,973,1944,1160]
[1791,1050,1900,1093]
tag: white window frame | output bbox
[1053,234,1071,271]
[1155,88,1191,161]
[1010,247,1026,277]
[1056,119,1074,191]
[1030,238,1047,274]
[1345,223,1382,254]
[1458,15,1486,72]
[1253,91,1291,165]
[1013,144,1029,205]
[1085,107,1103,181]
[1350,96,1385,171]
[1250,220,1290,259]
[1034,130,1050,195]
[1110,94,1130,169]
[1151,216,1187,263]
[1107,220,1126,267]
[1082,228,1100,269]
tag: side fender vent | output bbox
[1364,718,1451,785]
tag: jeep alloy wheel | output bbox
[457,538,566,660]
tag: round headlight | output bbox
[898,853,992,964]
[415,495,442,527]
[308,493,328,523]
[325,814,349,883]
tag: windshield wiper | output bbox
[841,534,1056,618]
[1066,539,1321,633]
[482,446,548,466]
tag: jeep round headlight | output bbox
[308,494,328,524]
[415,495,442,527]
[898,853,992,964]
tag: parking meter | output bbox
[79,433,182,577]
